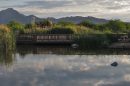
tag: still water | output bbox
[0,45,130,86]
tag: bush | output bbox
[0,24,15,51]
[47,27,75,34]
[0,24,10,33]
[7,21,24,32]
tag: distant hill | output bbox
[0,8,109,24]
[49,16,108,24]
[0,8,41,24]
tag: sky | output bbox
[0,0,130,21]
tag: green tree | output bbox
[79,20,95,28]
[125,23,130,32]
[106,20,126,32]
[36,19,53,28]
[47,27,74,34]
[7,21,24,31]
[57,21,75,27]
[25,23,34,29]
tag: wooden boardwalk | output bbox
[16,34,74,44]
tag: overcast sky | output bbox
[0,0,130,21]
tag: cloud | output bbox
[25,0,72,9]
[1,0,130,21]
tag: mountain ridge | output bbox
[0,8,109,24]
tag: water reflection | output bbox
[17,45,130,55]
[1,54,130,86]
[0,46,15,66]
[0,45,130,86]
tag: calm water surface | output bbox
[0,45,130,86]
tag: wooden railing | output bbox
[16,34,74,44]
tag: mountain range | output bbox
[0,8,109,24]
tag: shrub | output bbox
[0,24,15,51]
[47,27,75,34]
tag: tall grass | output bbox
[0,24,15,66]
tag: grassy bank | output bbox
[1,19,130,49]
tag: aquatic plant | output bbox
[0,24,15,66]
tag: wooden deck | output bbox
[16,34,74,44]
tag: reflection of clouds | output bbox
[8,55,130,73]
[0,55,130,86]
[30,78,38,86]
[100,81,130,86]
[121,55,130,64]
[0,72,3,75]
[95,80,105,86]
[124,74,130,82]
[79,63,90,72]
[94,80,116,86]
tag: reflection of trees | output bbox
[17,45,74,56]
[0,49,15,66]
[17,45,130,56]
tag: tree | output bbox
[106,20,127,32]
[47,27,74,34]
[79,20,95,28]
[7,21,24,31]
[125,23,130,32]
[25,24,34,29]
[36,19,53,28]
[57,21,75,27]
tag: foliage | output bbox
[36,19,53,28]
[125,23,130,32]
[1,19,130,49]
[47,27,75,34]
[6,19,130,35]
[57,21,75,26]
[105,20,127,33]
[0,25,15,66]
[0,24,15,50]
[0,24,10,33]
[79,20,96,28]
[79,19,129,33]
[7,21,24,32]
[25,23,34,29]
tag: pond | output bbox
[0,45,130,86]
